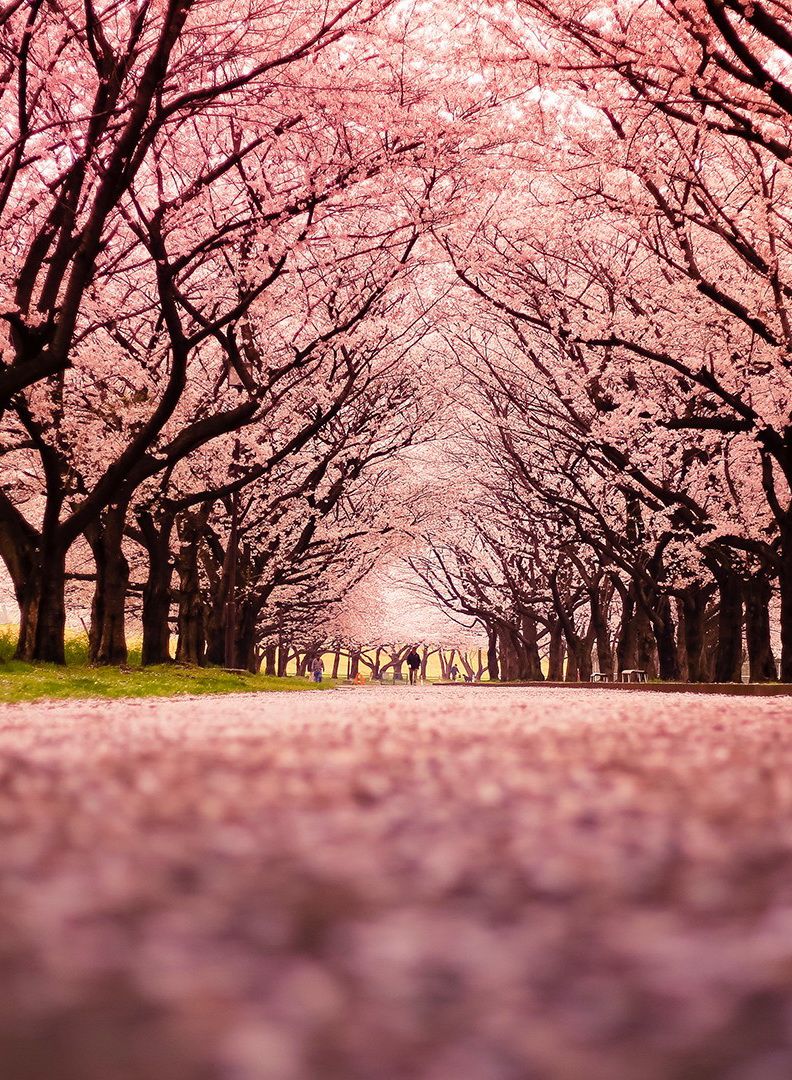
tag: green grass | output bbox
[0,661,330,703]
[0,629,330,702]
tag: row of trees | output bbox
[2,0,791,678]
[0,0,501,665]
[411,0,792,682]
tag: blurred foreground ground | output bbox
[1,688,792,1080]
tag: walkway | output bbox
[1,687,792,1079]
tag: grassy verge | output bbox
[0,629,331,702]
[0,661,330,704]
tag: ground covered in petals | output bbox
[2,687,792,1080]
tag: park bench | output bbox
[620,669,648,683]
[590,672,610,682]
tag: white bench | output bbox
[590,672,610,682]
[620,669,647,683]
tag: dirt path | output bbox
[2,687,792,1079]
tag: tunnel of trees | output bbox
[0,0,790,682]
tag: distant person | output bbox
[310,656,324,683]
[450,664,459,681]
[406,647,421,685]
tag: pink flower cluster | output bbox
[2,687,792,1079]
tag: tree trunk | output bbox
[277,641,289,677]
[420,647,430,680]
[547,621,564,680]
[235,601,258,673]
[175,514,205,666]
[14,562,42,661]
[331,649,341,679]
[635,603,658,679]
[86,502,130,665]
[264,643,277,676]
[139,510,175,666]
[486,627,499,681]
[679,585,708,683]
[713,566,743,683]
[616,588,638,675]
[652,595,680,681]
[498,631,518,681]
[744,572,777,683]
[675,598,689,683]
[779,529,792,682]
[521,617,544,680]
[589,586,613,677]
[32,544,68,664]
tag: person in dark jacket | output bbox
[406,647,421,685]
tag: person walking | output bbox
[310,656,325,684]
[406,647,421,685]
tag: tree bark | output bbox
[33,544,68,664]
[547,621,564,681]
[779,531,792,682]
[486,626,499,681]
[678,585,708,683]
[744,572,777,683]
[139,510,175,666]
[521,616,544,680]
[8,542,41,661]
[616,587,638,675]
[652,594,680,681]
[587,582,613,677]
[264,642,277,676]
[235,601,258,673]
[175,513,205,665]
[86,501,130,665]
[713,565,744,683]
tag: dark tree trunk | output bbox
[713,566,744,683]
[175,514,205,666]
[5,520,68,664]
[675,598,688,682]
[589,585,613,677]
[616,588,638,675]
[701,601,719,682]
[779,529,792,682]
[264,643,277,676]
[652,595,680,681]
[486,627,499,681]
[437,650,448,679]
[235,601,258,673]
[521,617,544,680]
[497,634,512,681]
[331,649,341,679]
[13,558,42,661]
[547,621,564,680]
[419,647,430,680]
[635,604,658,679]
[564,647,579,682]
[744,572,777,683]
[201,540,225,667]
[139,509,175,665]
[277,641,289,677]
[679,585,708,683]
[32,543,68,664]
[86,502,130,665]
